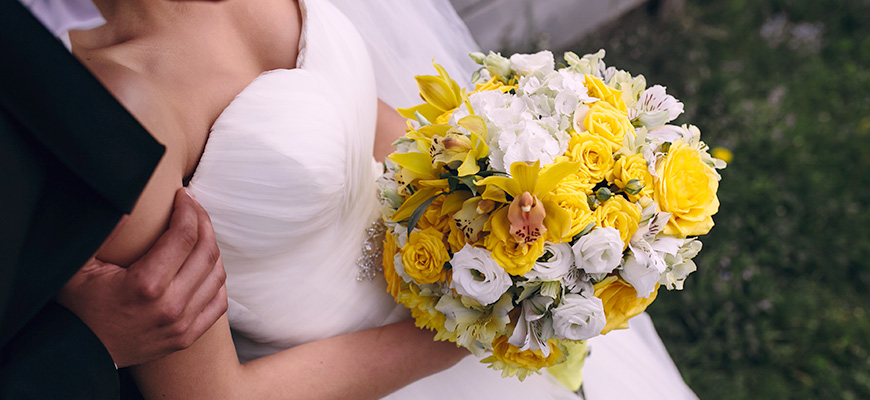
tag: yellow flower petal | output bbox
[509,161,541,194]
[476,175,521,198]
[542,200,573,243]
[397,102,442,122]
[457,151,480,177]
[536,161,581,196]
[392,187,441,222]
[481,184,508,203]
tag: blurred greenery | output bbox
[562,0,870,398]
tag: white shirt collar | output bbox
[19,0,105,50]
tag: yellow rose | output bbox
[550,176,596,238]
[580,101,634,151]
[584,75,627,112]
[402,227,450,284]
[593,196,641,250]
[417,196,451,234]
[547,160,596,195]
[655,140,720,237]
[594,276,659,334]
[383,233,403,300]
[489,335,564,372]
[484,234,545,276]
[608,153,654,201]
[563,131,614,183]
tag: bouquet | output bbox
[376,49,725,384]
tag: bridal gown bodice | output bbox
[187,0,403,362]
[187,1,696,399]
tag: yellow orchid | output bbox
[477,160,581,244]
[398,63,464,124]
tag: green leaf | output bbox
[572,223,597,242]
[407,193,442,239]
[457,175,479,196]
[447,176,460,192]
[477,169,508,177]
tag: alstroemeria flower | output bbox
[435,292,513,355]
[629,85,684,130]
[508,295,555,356]
[477,160,580,244]
[453,196,495,243]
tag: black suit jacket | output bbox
[0,1,163,398]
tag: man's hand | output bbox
[56,188,228,367]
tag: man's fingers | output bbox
[174,283,228,351]
[169,254,226,331]
[172,194,222,298]
[127,188,201,299]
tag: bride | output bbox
[70,0,696,398]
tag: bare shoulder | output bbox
[78,55,188,266]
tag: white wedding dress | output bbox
[187,0,697,398]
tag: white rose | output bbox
[526,242,574,281]
[551,293,606,340]
[450,246,512,305]
[572,227,623,275]
[509,51,555,76]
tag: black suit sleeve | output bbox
[0,1,164,398]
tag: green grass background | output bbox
[560,1,870,398]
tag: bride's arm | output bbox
[135,315,463,399]
[89,65,466,399]
[373,99,408,161]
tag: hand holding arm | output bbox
[56,188,228,367]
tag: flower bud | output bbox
[469,52,486,64]
[564,51,582,67]
[624,179,645,196]
[484,51,512,79]
[595,187,612,202]
[414,110,431,126]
